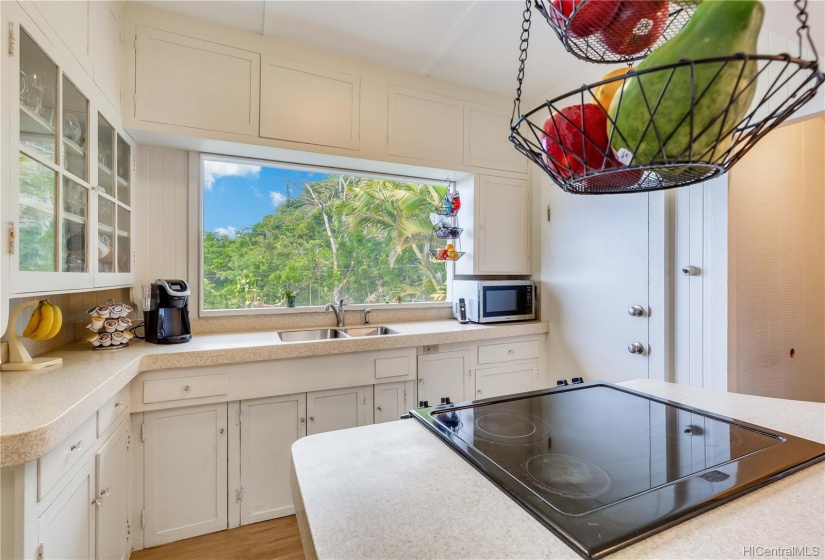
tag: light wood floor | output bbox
[131,515,305,560]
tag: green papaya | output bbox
[608,0,764,165]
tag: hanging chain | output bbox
[511,0,533,126]
[795,0,818,63]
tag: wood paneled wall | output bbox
[729,116,825,402]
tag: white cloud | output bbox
[214,226,237,238]
[270,191,287,208]
[203,161,261,190]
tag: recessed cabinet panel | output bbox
[260,57,360,150]
[92,1,120,108]
[478,176,531,274]
[144,403,228,547]
[96,422,129,560]
[475,362,538,400]
[31,1,91,73]
[388,86,462,164]
[37,459,96,560]
[240,394,306,525]
[417,351,470,406]
[374,382,406,424]
[306,387,368,436]
[464,104,528,173]
[135,27,260,135]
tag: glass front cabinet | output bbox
[7,18,136,295]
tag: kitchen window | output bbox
[200,156,449,311]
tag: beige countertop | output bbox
[0,320,548,468]
[291,379,825,560]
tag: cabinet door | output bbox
[417,351,470,406]
[464,103,528,174]
[374,382,407,424]
[135,26,260,135]
[91,1,120,109]
[477,176,531,274]
[96,421,129,560]
[306,386,369,436]
[143,403,228,547]
[387,86,462,164]
[38,458,95,560]
[31,1,91,73]
[476,361,538,400]
[260,56,360,150]
[240,394,306,526]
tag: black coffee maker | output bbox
[144,279,192,344]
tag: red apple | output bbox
[550,0,622,38]
[541,103,613,179]
[601,0,669,56]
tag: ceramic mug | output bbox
[98,235,112,263]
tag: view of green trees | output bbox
[203,175,448,310]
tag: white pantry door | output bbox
[541,176,660,384]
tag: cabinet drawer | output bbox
[143,373,229,404]
[97,386,129,437]
[478,340,540,365]
[38,414,96,500]
[375,356,410,379]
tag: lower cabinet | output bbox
[143,403,228,547]
[95,422,130,560]
[475,361,539,400]
[239,394,306,526]
[37,460,96,560]
[374,382,408,423]
[306,386,370,436]
[417,350,471,405]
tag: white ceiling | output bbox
[139,0,825,102]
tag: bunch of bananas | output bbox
[22,300,63,341]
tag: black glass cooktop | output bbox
[412,383,825,559]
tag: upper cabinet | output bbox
[387,86,463,164]
[4,10,136,296]
[91,1,121,109]
[260,56,360,150]
[134,27,260,136]
[464,103,528,174]
[31,1,92,73]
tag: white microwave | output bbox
[452,280,535,323]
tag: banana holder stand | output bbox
[2,300,63,371]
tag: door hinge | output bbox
[362,396,367,406]
[9,222,16,255]
[235,487,244,502]
[403,390,407,404]
[36,543,43,560]
[132,155,136,172]
[141,422,145,442]
[141,509,145,528]
[126,430,131,451]
[126,520,131,540]
[546,205,552,222]
[133,33,138,50]
[8,23,16,57]
[236,409,243,426]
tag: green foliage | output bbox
[203,176,447,310]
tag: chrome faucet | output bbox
[364,309,373,325]
[325,299,346,327]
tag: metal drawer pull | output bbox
[299,417,306,424]
[183,385,191,392]
[377,406,383,412]
[100,487,111,497]
[419,378,424,384]
[628,342,645,355]
[508,349,514,354]
[69,441,83,452]
[92,498,101,507]
[114,401,123,408]
[219,428,225,435]
[309,416,315,422]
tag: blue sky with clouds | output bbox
[203,160,329,236]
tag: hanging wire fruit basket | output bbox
[510,0,825,194]
[536,0,699,63]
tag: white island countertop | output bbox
[0,320,547,467]
[291,379,825,560]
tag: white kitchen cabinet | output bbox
[387,86,463,164]
[475,361,539,400]
[30,1,91,74]
[374,382,409,423]
[463,103,528,174]
[37,458,96,560]
[239,394,306,526]
[455,175,531,275]
[91,1,120,110]
[143,403,228,547]
[306,386,370,436]
[134,27,260,136]
[260,56,360,150]
[417,350,471,406]
[95,421,129,560]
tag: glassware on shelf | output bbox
[19,30,58,162]
[63,113,82,143]
[98,114,115,197]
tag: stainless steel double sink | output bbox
[276,326,398,342]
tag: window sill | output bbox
[198,301,451,318]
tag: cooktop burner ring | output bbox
[470,410,553,445]
[525,453,612,499]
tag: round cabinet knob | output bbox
[477,390,482,395]
[628,305,645,317]
[69,441,83,452]
[419,378,424,384]
[508,349,514,354]
[218,428,225,435]
[309,416,315,423]
[114,401,123,408]
[376,406,383,412]
[628,342,645,355]
[682,265,701,276]
[299,417,306,424]
[183,385,191,392]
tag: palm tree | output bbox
[339,178,447,300]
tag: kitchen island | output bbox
[291,379,825,559]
